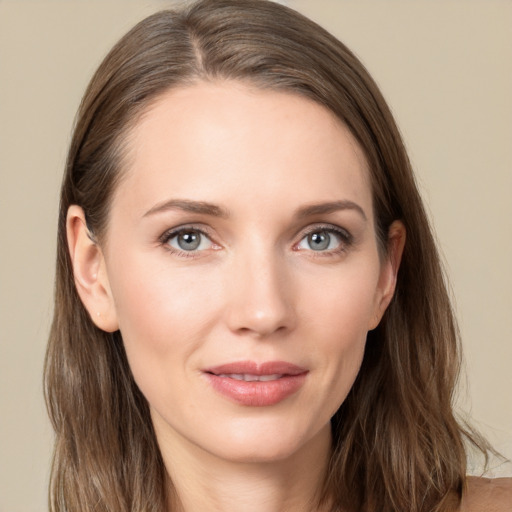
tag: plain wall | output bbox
[0,1,510,510]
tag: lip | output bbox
[202,361,308,407]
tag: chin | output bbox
[210,442,304,465]
[221,439,299,463]
[201,416,331,465]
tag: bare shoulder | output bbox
[459,476,512,512]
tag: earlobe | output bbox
[66,205,119,332]
[369,220,406,330]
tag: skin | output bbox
[68,81,405,512]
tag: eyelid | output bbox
[297,223,352,240]
[293,223,353,253]
[158,224,221,256]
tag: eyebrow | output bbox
[295,200,367,221]
[143,199,230,219]
[143,198,366,221]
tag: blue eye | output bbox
[166,229,213,252]
[297,228,349,252]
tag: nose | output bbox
[223,247,296,338]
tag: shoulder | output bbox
[459,476,512,512]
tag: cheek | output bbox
[106,257,222,395]
[304,260,381,341]
[109,273,206,421]
[302,262,380,404]
[110,256,218,342]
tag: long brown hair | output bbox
[45,1,485,510]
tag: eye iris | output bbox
[308,231,330,251]
[177,231,201,251]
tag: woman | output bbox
[44,0,511,511]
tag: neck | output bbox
[156,423,333,512]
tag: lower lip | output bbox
[204,373,308,407]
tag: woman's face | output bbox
[94,82,399,464]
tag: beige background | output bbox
[0,1,510,510]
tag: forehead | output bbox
[116,81,372,217]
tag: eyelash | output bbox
[159,225,217,258]
[294,224,353,257]
[158,223,353,258]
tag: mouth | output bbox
[214,373,285,382]
[202,361,308,407]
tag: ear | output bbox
[368,220,406,330]
[66,205,119,332]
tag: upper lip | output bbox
[203,360,308,376]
